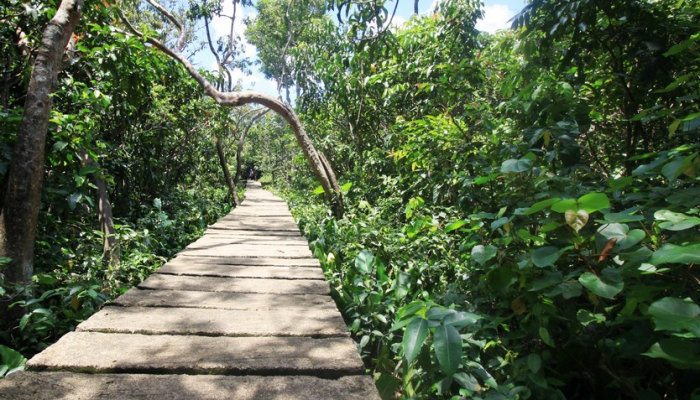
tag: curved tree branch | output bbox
[117,1,344,217]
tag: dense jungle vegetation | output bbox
[1,0,700,399]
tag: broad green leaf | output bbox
[0,345,26,377]
[527,353,541,373]
[490,217,509,230]
[539,327,554,347]
[443,311,481,328]
[529,271,563,291]
[473,173,499,185]
[667,187,700,206]
[604,212,645,223]
[579,269,624,299]
[471,245,497,266]
[453,372,481,391]
[436,377,453,395]
[523,198,560,215]
[654,210,700,231]
[78,165,100,176]
[68,193,82,210]
[577,193,610,213]
[340,182,352,194]
[549,282,582,299]
[359,335,369,348]
[500,158,533,173]
[650,244,700,265]
[434,324,462,375]
[312,185,325,195]
[607,176,634,191]
[53,141,69,151]
[648,297,700,337]
[597,223,645,250]
[662,153,698,181]
[355,249,374,275]
[551,199,577,213]
[643,339,700,370]
[551,193,609,213]
[374,372,401,400]
[153,198,162,210]
[403,318,428,363]
[565,209,588,232]
[531,246,570,268]
[444,220,468,233]
[664,38,695,56]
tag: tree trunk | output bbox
[215,136,239,205]
[0,0,84,286]
[78,149,120,265]
[0,0,84,326]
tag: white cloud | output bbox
[476,4,516,33]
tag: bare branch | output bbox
[144,0,187,52]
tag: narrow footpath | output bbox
[0,182,380,399]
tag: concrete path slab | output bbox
[77,306,349,338]
[180,244,313,258]
[205,229,303,236]
[112,289,338,311]
[169,255,320,267]
[0,372,381,400]
[139,274,330,295]
[157,263,324,280]
[185,236,309,247]
[28,332,365,377]
[208,220,301,231]
[158,261,323,277]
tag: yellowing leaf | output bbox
[565,209,589,232]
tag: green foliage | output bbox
[0,345,26,378]
[278,0,700,398]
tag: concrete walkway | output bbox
[0,182,380,400]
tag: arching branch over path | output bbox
[118,1,344,218]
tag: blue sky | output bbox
[195,0,527,98]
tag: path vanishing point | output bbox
[0,182,380,399]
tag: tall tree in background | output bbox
[245,0,329,102]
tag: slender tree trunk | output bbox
[215,136,239,205]
[0,0,84,326]
[0,0,84,285]
[78,149,120,265]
